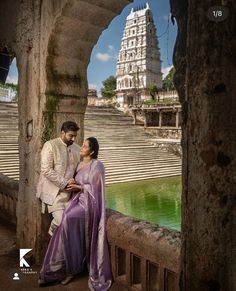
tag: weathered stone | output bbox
[172,0,236,290]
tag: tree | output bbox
[101,76,116,99]
[148,84,160,101]
[163,67,175,91]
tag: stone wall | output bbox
[148,139,182,157]
[0,174,18,224]
[145,127,181,140]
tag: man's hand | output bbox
[66,183,83,193]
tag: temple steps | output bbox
[0,102,19,180]
[0,103,182,184]
[84,105,181,183]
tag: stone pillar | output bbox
[143,110,147,128]
[175,110,179,128]
[131,109,137,125]
[159,110,162,128]
[172,0,236,290]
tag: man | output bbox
[36,121,80,235]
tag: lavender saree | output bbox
[39,159,113,290]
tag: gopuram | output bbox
[116,3,162,107]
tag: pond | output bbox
[106,176,181,231]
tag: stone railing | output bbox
[0,173,18,224]
[106,209,181,291]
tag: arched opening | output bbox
[0,54,19,266]
[0,56,19,180]
[86,0,180,231]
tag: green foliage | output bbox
[148,85,160,101]
[163,67,175,91]
[101,75,116,99]
[0,82,18,91]
[144,98,180,106]
[42,94,60,143]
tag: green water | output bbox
[105,176,181,231]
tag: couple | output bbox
[36,121,112,290]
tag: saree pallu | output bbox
[39,159,113,291]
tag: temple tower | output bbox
[116,3,162,107]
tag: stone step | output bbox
[100,157,180,164]
[0,103,182,184]
[105,164,181,176]
[103,160,181,169]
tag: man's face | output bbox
[61,130,77,146]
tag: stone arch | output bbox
[43,0,132,143]
[117,81,121,89]
[0,0,133,260]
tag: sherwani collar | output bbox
[59,137,72,148]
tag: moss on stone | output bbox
[42,94,60,143]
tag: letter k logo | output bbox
[20,249,32,267]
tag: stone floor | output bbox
[0,218,90,291]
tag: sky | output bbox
[7,0,177,96]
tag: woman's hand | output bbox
[66,183,83,193]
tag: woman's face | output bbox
[80,140,91,158]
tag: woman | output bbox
[38,137,113,290]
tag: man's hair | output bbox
[61,121,80,132]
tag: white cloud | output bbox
[108,45,114,51]
[96,52,112,62]
[159,14,169,21]
[6,75,18,84]
[162,66,173,79]
[88,83,97,89]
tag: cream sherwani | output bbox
[36,137,80,234]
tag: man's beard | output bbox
[66,140,74,146]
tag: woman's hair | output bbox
[86,137,99,159]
